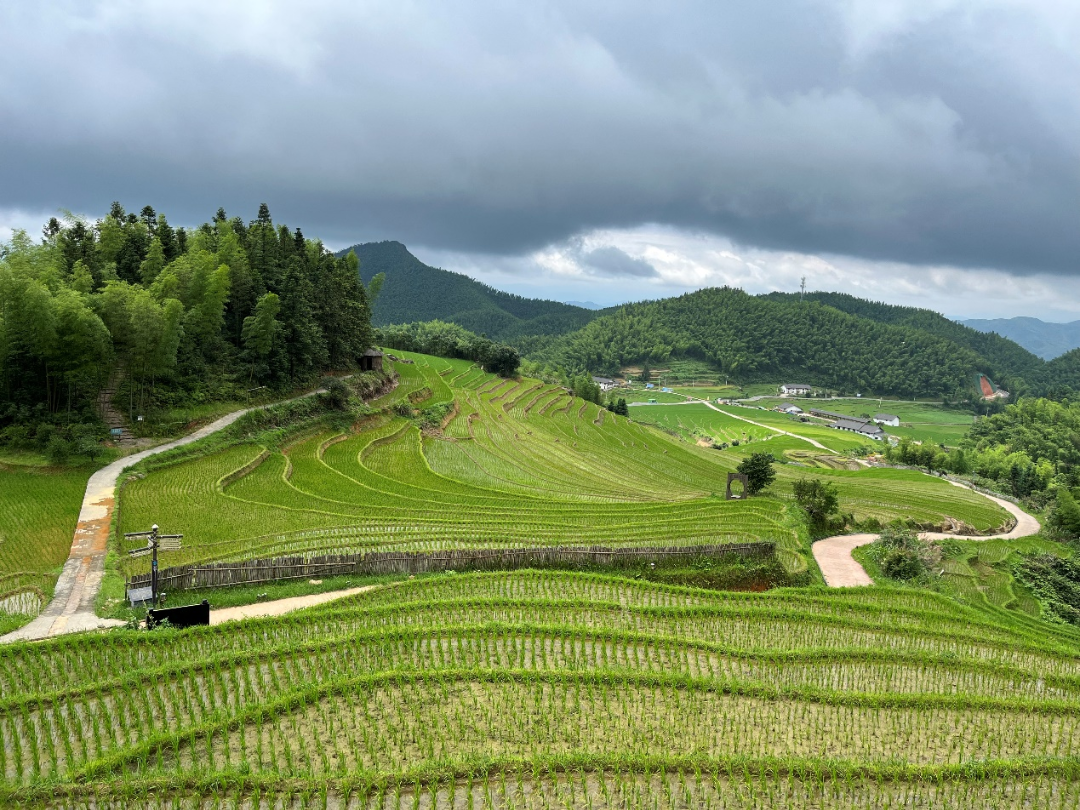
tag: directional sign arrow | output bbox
[128,547,154,558]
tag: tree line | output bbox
[0,203,378,445]
[376,320,520,377]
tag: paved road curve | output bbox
[812,480,1041,587]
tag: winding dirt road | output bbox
[812,480,1041,587]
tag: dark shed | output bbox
[360,348,384,372]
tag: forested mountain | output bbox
[340,241,598,341]
[0,204,376,436]
[534,287,1009,398]
[761,291,1045,394]
[1047,349,1080,394]
[963,316,1080,360]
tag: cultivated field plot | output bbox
[117,354,1011,582]
[115,355,1013,585]
[2,570,1079,807]
[0,464,91,618]
[632,403,774,444]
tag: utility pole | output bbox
[800,276,806,302]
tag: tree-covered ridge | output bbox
[762,290,1049,394]
[964,398,1080,496]
[344,241,598,341]
[0,204,376,433]
[1046,349,1080,396]
[535,287,986,397]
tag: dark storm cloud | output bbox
[0,1,1077,275]
[579,246,657,279]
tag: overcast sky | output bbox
[1,1,1078,320]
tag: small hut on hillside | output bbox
[360,348,384,372]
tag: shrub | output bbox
[876,523,940,581]
[46,436,72,465]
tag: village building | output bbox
[776,402,804,415]
[780,384,812,395]
[360,348,384,372]
[873,413,900,427]
[592,376,617,392]
[832,417,886,440]
[809,408,847,420]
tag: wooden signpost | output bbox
[126,524,182,606]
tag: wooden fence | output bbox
[127,542,775,592]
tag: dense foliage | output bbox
[1017,554,1080,625]
[376,320,520,377]
[346,241,596,341]
[736,451,776,495]
[763,291,1050,395]
[963,398,1080,496]
[792,477,841,533]
[536,288,990,397]
[0,204,377,440]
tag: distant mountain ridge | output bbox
[962,317,1080,360]
[341,241,1079,396]
[339,241,598,341]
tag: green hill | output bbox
[536,287,998,397]
[763,291,1048,392]
[341,241,597,341]
[1047,347,1080,394]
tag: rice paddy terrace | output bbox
[117,353,1011,583]
[2,570,1080,807]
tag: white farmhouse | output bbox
[592,376,617,392]
[873,413,900,427]
[780,384,812,395]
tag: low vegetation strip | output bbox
[1,571,1078,806]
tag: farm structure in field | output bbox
[780,383,812,395]
[832,417,886,440]
[3,569,1080,807]
[874,412,901,427]
[808,408,886,440]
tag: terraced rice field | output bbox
[0,465,91,617]
[117,353,1011,582]
[631,403,775,444]
[2,570,1079,807]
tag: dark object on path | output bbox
[147,600,210,630]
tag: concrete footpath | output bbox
[1,409,255,643]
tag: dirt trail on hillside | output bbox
[210,585,378,624]
[813,480,1041,588]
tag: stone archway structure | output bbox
[726,472,749,500]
